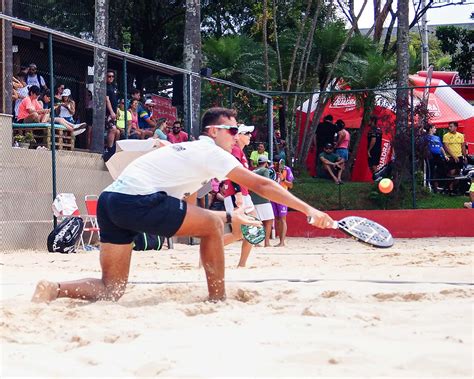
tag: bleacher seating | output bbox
[13,123,74,150]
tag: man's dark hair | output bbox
[324,114,333,122]
[43,89,51,98]
[173,120,181,127]
[107,69,115,75]
[201,107,237,133]
[28,85,40,96]
[131,88,141,96]
[449,121,458,128]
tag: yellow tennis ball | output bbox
[378,178,394,194]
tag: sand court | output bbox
[1,237,473,377]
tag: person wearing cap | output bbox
[167,120,189,143]
[223,123,258,266]
[137,98,157,139]
[26,63,47,92]
[249,142,268,170]
[318,142,345,184]
[249,155,274,247]
[39,90,87,136]
[270,154,294,247]
[56,88,76,124]
[32,107,334,304]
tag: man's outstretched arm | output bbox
[227,166,334,229]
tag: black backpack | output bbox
[47,217,84,254]
[133,233,163,251]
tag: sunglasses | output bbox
[241,132,252,136]
[206,124,239,136]
[107,75,115,78]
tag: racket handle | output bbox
[307,217,339,229]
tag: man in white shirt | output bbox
[26,63,47,92]
[32,107,334,303]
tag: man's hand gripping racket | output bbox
[307,214,394,248]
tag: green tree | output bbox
[435,25,474,81]
[408,32,451,73]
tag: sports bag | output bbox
[133,233,162,251]
[47,217,84,254]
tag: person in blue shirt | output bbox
[137,98,157,138]
[425,124,449,193]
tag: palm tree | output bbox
[202,35,275,89]
[335,48,396,178]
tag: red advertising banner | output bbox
[150,95,177,122]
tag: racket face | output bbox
[240,215,265,245]
[338,216,394,248]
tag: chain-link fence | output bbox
[274,83,473,211]
[1,15,273,250]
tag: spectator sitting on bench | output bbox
[56,89,77,124]
[318,142,345,184]
[16,85,50,124]
[40,90,86,136]
[116,99,132,138]
[54,83,65,103]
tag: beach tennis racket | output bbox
[240,215,265,245]
[308,216,394,248]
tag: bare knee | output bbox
[202,213,225,237]
[104,281,127,301]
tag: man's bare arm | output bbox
[227,166,333,228]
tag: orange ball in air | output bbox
[378,178,394,194]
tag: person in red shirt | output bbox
[167,120,189,143]
[223,124,258,267]
[16,85,50,123]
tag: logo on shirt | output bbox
[172,145,186,152]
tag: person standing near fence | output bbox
[424,124,449,193]
[250,156,274,247]
[271,155,294,247]
[443,122,467,195]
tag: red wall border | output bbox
[286,209,474,238]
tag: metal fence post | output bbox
[122,57,128,138]
[267,98,273,162]
[410,88,416,209]
[185,73,192,139]
[48,33,57,227]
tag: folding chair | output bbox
[80,195,100,250]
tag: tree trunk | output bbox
[183,0,201,139]
[272,0,284,91]
[285,0,312,92]
[345,96,374,179]
[1,0,13,115]
[394,0,410,192]
[91,0,109,153]
[262,0,270,90]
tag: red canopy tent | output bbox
[417,71,474,104]
[297,77,474,181]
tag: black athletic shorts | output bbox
[97,191,187,244]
